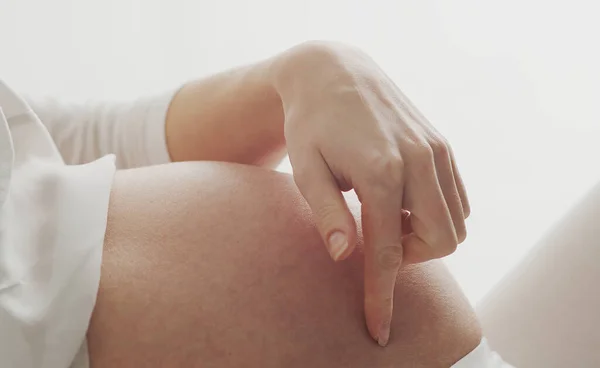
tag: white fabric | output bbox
[0,80,174,368]
[452,339,515,368]
[28,92,174,169]
[477,180,600,367]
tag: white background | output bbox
[1,0,599,305]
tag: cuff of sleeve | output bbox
[143,88,181,165]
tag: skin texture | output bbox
[87,162,481,367]
[165,41,472,343]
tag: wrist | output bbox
[268,41,345,102]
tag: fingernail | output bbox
[327,231,348,261]
[377,322,390,347]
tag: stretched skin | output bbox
[87,161,481,368]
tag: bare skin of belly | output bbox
[87,161,481,368]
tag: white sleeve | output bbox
[1,79,117,368]
[27,91,177,169]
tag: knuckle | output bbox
[376,244,404,270]
[463,204,472,219]
[365,295,394,308]
[366,151,404,189]
[408,144,435,175]
[437,237,459,257]
[381,296,394,308]
[429,137,450,158]
[313,201,344,230]
[456,226,467,244]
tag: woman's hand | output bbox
[272,41,470,346]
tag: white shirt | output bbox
[0,79,514,368]
[0,79,174,368]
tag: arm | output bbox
[30,45,294,169]
[164,58,287,168]
[151,44,470,344]
[35,41,470,345]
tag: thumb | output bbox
[291,150,357,261]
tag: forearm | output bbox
[31,42,333,169]
[164,41,347,168]
[165,57,287,167]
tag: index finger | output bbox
[357,163,405,347]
